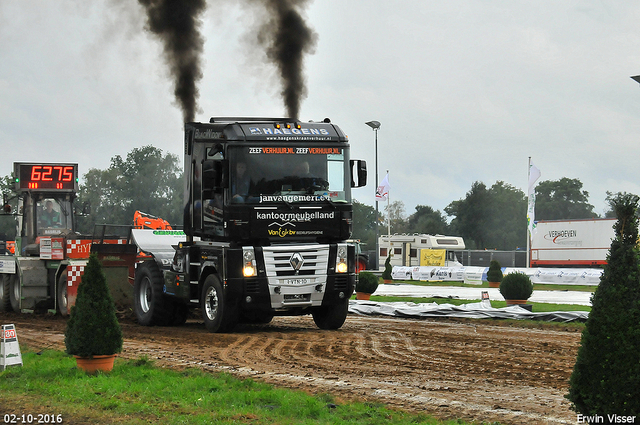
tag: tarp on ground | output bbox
[348,299,589,323]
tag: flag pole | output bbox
[386,170,391,237]
[527,157,531,268]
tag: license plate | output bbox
[283,278,309,285]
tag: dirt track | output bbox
[2,311,582,425]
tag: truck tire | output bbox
[312,298,349,330]
[134,261,171,326]
[57,271,69,316]
[201,275,238,333]
[9,274,20,312]
[0,274,12,312]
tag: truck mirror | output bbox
[350,160,367,188]
[203,159,228,190]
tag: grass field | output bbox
[0,348,500,425]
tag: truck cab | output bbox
[133,118,367,332]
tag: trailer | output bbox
[378,233,465,269]
[530,218,616,267]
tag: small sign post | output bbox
[481,291,491,308]
[1,324,23,370]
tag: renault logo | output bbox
[290,252,304,271]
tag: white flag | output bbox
[528,163,541,196]
[527,163,541,235]
[376,173,390,202]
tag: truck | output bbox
[378,233,465,269]
[133,117,367,332]
[530,218,616,267]
[0,163,137,314]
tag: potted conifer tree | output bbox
[499,271,533,305]
[567,192,640,418]
[382,255,393,283]
[355,271,379,300]
[65,253,123,373]
[486,260,503,288]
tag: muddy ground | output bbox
[2,310,582,425]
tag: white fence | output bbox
[391,265,603,286]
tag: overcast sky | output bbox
[2,1,640,218]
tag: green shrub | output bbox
[65,254,123,358]
[356,271,379,294]
[499,272,533,300]
[486,260,503,283]
[567,193,640,418]
[382,255,393,280]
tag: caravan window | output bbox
[410,248,417,258]
[394,248,402,255]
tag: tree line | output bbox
[0,146,182,238]
[0,146,614,250]
[354,177,614,251]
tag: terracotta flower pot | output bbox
[488,281,500,288]
[505,299,528,305]
[74,354,117,373]
[356,292,371,300]
[383,279,393,284]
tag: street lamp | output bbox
[365,120,381,270]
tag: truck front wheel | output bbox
[57,271,69,316]
[0,274,12,312]
[312,298,349,330]
[201,275,237,333]
[9,274,20,312]
[134,261,170,326]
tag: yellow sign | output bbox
[420,249,446,266]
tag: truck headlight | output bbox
[242,247,257,277]
[336,244,348,274]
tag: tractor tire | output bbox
[201,275,238,333]
[134,261,171,326]
[57,271,69,316]
[0,274,12,312]
[312,298,349,330]
[9,274,20,312]
[355,255,368,274]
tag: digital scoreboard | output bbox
[14,163,78,192]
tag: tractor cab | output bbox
[12,163,79,256]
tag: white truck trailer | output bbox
[530,218,616,267]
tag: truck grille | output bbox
[262,245,330,277]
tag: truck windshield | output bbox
[37,197,73,236]
[228,146,349,204]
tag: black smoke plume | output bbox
[256,0,318,119]
[138,0,206,123]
